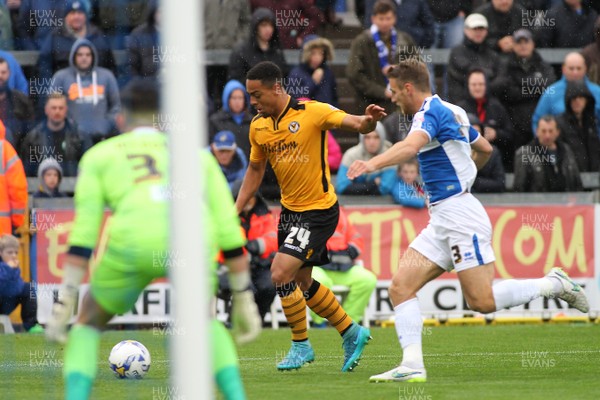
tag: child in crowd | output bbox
[0,234,43,332]
[34,158,67,198]
[391,159,426,208]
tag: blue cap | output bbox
[212,131,236,150]
[66,0,88,16]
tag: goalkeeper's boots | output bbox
[369,365,427,383]
[277,340,315,371]
[546,267,589,312]
[341,322,372,372]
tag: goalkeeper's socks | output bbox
[492,278,553,310]
[65,372,93,400]
[216,365,246,400]
[394,298,425,369]
[64,324,101,400]
[305,280,353,335]
[279,285,309,341]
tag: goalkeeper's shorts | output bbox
[90,243,167,315]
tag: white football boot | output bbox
[369,365,427,383]
[546,267,589,313]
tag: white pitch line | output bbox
[239,349,600,362]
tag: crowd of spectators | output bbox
[0,0,597,200]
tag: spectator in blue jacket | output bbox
[336,122,396,196]
[532,52,600,135]
[0,234,43,333]
[210,130,248,189]
[391,159,426,208]
[287,35,338,107]
[36,0,116,94]
[16,0,90,50]
[0,50,28,95]
[209,80,253,159]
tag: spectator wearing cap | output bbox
[347,0,416,114]
[532,52,600,134]
[447,13,499,104]
[582,17,600,85]
[209,131,248,189]
[37,0,116,94]
[227,8,289,84]
[492,28,555,151]
[287,35,338,107]
[474,0,525,55]
[536,0,597,48]
[16,0,90,50]
[209,80,253,160]
[458,68,514,170]
[556,80,600,172]
[467,113,505,192]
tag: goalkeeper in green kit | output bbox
[45,80,261,400]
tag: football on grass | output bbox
[108,340,151,379]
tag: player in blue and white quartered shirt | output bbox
[347,61,589,384]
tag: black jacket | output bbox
[126,1,159,80]
[536,1,598,48]
[457,95,514,170]
[426,0,471,23]
[556,80,600,172]
[208,110,254,160]
[447,38,499,104]
[472,145,505,193]
[19,118,83,177]
[513,138,582,192]
[492,50,556,149]
[227,8,289,83]
[475,2,526,53]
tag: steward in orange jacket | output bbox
[0,119,27,235]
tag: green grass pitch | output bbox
[1,324,598,399]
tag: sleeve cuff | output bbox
[67,246,93,259]
[222,246,244,259]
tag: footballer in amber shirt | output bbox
[249,96,346,212]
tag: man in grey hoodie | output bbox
[51,38,120,150]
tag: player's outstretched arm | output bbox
[471,134,493,170]
[340,104,387,133]
[347,131,428,180]
[235,159,267,214]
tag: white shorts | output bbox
[409,193,495,272]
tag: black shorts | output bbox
[277,202,339,266]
